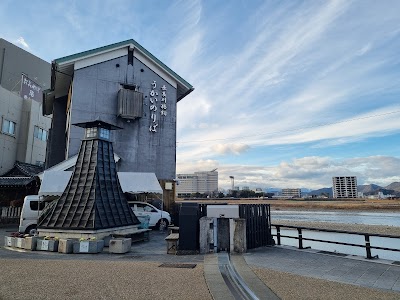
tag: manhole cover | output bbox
[318,250,347,257]
[159,263,197,269]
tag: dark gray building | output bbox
[43,40,193,207]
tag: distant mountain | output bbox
[385,182,400,192]
[358,184,382,194]
[309,187,332,197]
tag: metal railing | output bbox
[272,224,400,259]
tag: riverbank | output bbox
[177,198,400,211]
[270,220,400,236]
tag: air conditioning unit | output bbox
[117,89,143,120]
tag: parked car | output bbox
[128,201,170,228]
[18,195,45,235]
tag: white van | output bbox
[18,195,47,235]
[128,201,171,228]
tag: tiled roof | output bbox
[0,177,36,187]
[2,161,43,177]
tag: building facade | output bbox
[332,176,358,198]
[0,38,51,174]
[281,188,302,198]
[43,40,193,208]
[176,170,218,197]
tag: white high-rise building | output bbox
[176,170,218,197]
[332,176,358,198]
[282,188,302,198]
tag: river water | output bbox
[270,210,400,261]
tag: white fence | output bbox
[0,206,22,223]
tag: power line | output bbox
[177,110,400,144]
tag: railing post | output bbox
[276,226,281,245]
[365,234,372,259]
[298,228,303,249]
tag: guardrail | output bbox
[272,224,400,259]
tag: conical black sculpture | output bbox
[38,120,139,233]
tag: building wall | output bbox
[0,39,50,94]
[332,176,358,198]
[282,188,302,198]
[63,55,177,180]
[0,86,50,173]
[0,39,51,174]
[176,171,218,195]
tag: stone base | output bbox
[109,238,131,254]
[15,237,26,249]
[4,236,15,247]
[24,237,38,250]
[73,240,104,254]
[58,239,76,254]
[38,225,140,240]
[36,239,59,252]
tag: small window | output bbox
[2,119,16,136]
[29,200,46,211]
[99,128,110,140]
[85,127,97,138]
[34,126,48,141]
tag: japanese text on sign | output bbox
[149,80,167,133]
[20,74,42,103]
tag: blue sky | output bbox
[1,0,399,189]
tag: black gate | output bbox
[172,203,273,250]
[239,204,274,249]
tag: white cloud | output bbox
[212,143,250,155]
[16,37,29,49]
[177,155,400,190]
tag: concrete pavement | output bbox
[244,245,400,292]
[1,225,400,299]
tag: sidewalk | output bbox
[244,245,400,292]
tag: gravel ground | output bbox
[0,259,212,300]
[272,220,400,236]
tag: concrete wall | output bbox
[0,86,22,173]
[65,55,178,180]
[45,96,67,168]
[17,100,51,165]
[0,86,51,174]
[0,39,50,95]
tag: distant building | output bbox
[0,38,51,173]
[0,39,51,205]
[281,188,302,198]
[332,176,358,198]
[253,188,264,194]
[176,170,218,197]
[242,186,250,191]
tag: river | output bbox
[271,210,400,226]
[270,210,400,261]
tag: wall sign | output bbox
[149,80,167,133]
[20,74,42,103]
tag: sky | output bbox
[1,0,399,190]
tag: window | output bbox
[85,127,97,138]
[99,128,110,140]
[2,119,16,136]
[29,200,46,211]
[34,126,47,141]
